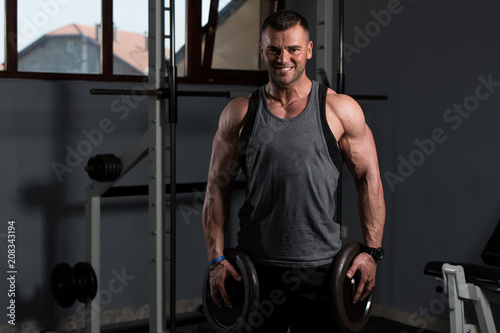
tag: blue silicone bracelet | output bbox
[208,255,225,266]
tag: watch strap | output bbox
[362,246,384,261]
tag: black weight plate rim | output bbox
[97,154,109,182]
[51,263,77,308]
[202,250,244,332]
[73,265,86,302]
[108,154,121,181]
[86,156,98,179]
[112,155,122,180]
[331,242,374,332]
[344,276,374,324]
[106,154,115,181]
[227,248,259,332]
[93,154,105,181]
[74,262,98,303]
[97,154,107,180]
[202,248,259,333]
[103,154,112,182]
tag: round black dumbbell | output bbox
[85,154,122,182]
[51,262,98,308]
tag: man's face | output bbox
[260,24,313,88]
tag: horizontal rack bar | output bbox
[101,181,245,198]
[90,88,249,99]
[91,88,386,101]
[351,95,388,100]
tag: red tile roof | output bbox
[48,23,169,73]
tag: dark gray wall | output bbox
[0,79,254,324]
[297,0,500,328]
[1,0,500,330]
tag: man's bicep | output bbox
[207,133,239,192]
[207,112,245,188]
[340,123,379,180]
[207,97,248,191]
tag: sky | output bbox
[1,0,232,66]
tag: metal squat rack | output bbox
[85,0,177,332]
[82,1,389,332]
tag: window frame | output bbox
[0,0,279,85]
[200,0,283,85]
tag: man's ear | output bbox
[307,40,313,60]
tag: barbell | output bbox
[202,242,374,332]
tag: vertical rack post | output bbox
[337,0,345,95]
[84,1,175,332]
[317,0,344,228]
[148,0,167,331]
[85,196,101,333]
[336,0,344,228]
[316,0,334,87]
[166,0,178,331]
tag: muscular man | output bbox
[203,10,385,332]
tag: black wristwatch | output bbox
[362,246,384,261]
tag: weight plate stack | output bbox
[85,154,122,182]
[51,262,98,308]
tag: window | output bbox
[112,0,186,76]
[0,0,281,84]
[17,0,102,73]
[66,41,75,53]
[199,0,280,84]
[112,0,148,76]
[165,0,187,76]
[210,0,262,71]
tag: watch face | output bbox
[364,247,384,260]
[375,248,384,260]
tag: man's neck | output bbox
[266,77,313,107]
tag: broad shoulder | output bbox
[325,90,366,138]
[218,96,250,137]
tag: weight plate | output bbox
[51,263,77,308]
[74,262,98,304]
[85,156,98,180]
[331,242,374,332]
[110,154,122,181]
[202,248,260,333]
[101,154,112,182]
[114,155,123,179]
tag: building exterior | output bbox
[18,23,152,75]
[3,0,262,75]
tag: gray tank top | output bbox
[238,81,342,267]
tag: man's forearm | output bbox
[357,175,385,248]
[202,182,232,260]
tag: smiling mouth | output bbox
[275,66,293,73]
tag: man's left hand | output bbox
[346,252,377,303]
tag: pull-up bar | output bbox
[90,88,250,99]
[90,88,387,101]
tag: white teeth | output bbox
[279,67,292,71]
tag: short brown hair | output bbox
[261,10,309,39]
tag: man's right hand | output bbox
[209,259,243,308]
